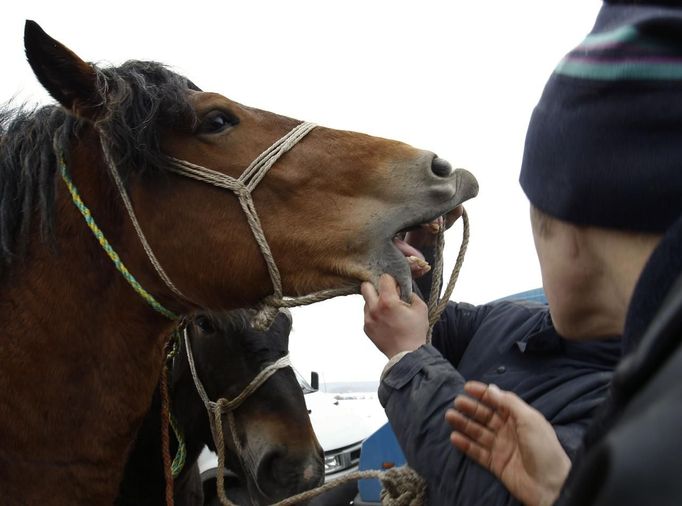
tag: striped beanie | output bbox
[520,1,682,233]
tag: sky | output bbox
[1,0,602,384]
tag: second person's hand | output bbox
[446,381,571,506]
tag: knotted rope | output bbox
[247,466,426,506]
[165,121,362,329]
[168,122,333,329]
[166,121,316,317]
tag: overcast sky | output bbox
[1,1,602,384]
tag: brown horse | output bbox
[0,21,478,505]
[117,309,322,506]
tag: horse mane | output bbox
[0,60,199,268]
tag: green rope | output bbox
[170,413,187,478]
[166,328,187,478]
[57,151,178,320]
[60,149,186,480]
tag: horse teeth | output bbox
[407,255,431,272]
[421,218,443,234]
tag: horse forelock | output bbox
[0,60,198,270]
[95,60,198,175]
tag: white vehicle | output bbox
[198,370,387,505]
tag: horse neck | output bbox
[170,363,215,466]
[116,386,176,506]
[0,145,179,505]
[117,367,211,506]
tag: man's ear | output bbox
[24,20,103,120]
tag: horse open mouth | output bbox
[392,217,443,278]
[373,215,449,302]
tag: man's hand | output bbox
[445,381,571,506]
[361,274,429,358]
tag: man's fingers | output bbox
[410,292,427,309]
[360,281,379,306]
[450,431,492,471]
[464,381,542,429]
[499,390,545,427]
[445,408,495,449]
[464,381,497,401]
[453,394,503,430]
[377,273,401,304]
[464,382,507,411]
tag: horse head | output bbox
[22,20,478,314]
[172,310,323,504]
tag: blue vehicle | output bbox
[353,288,547,505]
[492,287,547,304]
[353,423,406,505]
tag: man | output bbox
[442,2,682,505]
[360,214,621,505]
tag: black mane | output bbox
[0,60,198,267]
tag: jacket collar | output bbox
[624,214,682,353]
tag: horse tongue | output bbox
[393,237,431,277]
[393,237,425,260]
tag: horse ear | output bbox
[24,20,102,120]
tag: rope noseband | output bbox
[165,121,316,328]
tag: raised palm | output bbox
[445,381,570,506]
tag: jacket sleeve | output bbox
[430,301,492,366]
[378,345,522,506]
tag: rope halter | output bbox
[100,121,320,326]
[96,119,468,331]
[182,323,292,506]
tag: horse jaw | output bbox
[361,166,478,300]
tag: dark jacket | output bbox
[379,299,621,506]
[556,215,682,506]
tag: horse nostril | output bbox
[256,449,324,499]
[257,449,292,490]
[431,156,452,177]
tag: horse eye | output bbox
[194,315,215,334]
[198,111,239,134]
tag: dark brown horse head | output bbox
[22,20,478,312]
[172,310,323,504]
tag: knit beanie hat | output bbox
[520,1,682,233]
